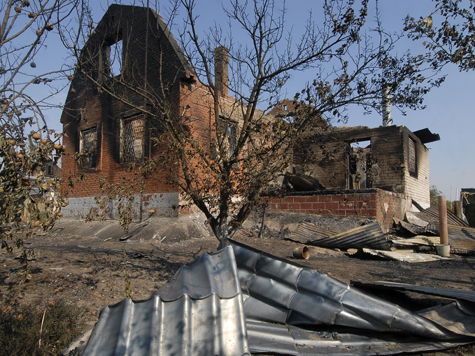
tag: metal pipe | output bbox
[382,84,392,126]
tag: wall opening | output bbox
[102,30,123,77]
[120,114,145,163]
[219,117,237,157]
[408,137,417,178]
[78,126,99,169]
[348,139,371,189]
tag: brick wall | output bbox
[265,188,406,232]
[401,127,431,208]
[297,125,406,192]
[296,125,431,210]
[60,5,234,218]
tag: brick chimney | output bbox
[214,46,229,97]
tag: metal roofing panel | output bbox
[83,294,249,356]
[394,217,438,236]
[413,206,469,227]
[362,248,449,262]
[155,247,241,300]
[367,281,475,303]
[228,239,454,339]
[288,222,390,250]
[289,221,335,244]
[74,240,475,356]
[446,224,475,251]
[247,320,471,356]
[81,246,250,356]
[413,128,440,144]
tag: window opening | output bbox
[109,39,123,76]
[45,161,54,176]
[101,30,123,78]
[79,127,98,169]
[120,115,145,163]
[219,117,237,157]
[408,137,417,177]
[348,139,371,189]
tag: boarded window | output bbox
[120,115,145,163]
[79,127,98,169]
[408,138,417,177]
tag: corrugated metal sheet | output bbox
[446,224,475,251]
[394,217,438,236]
[288,222,390,250]
[246,319,470,356]
[361,248,449,262]
[155,247,241,300]
[362,281,475,303]
[413,206,469,227]
[83,294,249,356]
[82,247,250,356]
[72,240,475,356]
[287,221,335,244]
[229,239,453,339]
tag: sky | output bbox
[28,0,474,199]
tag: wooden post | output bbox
[438,196,449,245]
[454,200,462,219]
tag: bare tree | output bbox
[0,0,88,255]
[404,0,475,71]
[69,0,441,240]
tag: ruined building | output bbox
[293,125,439,206]
[266,103,440,232]
[61,5,439,229]
[61,5,236,217]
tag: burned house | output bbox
[61,5,439,228]
[294,125,440,207]
[265,101,440,232]
[61,5,237,217]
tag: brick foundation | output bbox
[62,192,180,219]
[264,188,406,232]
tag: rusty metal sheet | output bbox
[286,221,335,244]
[391,236,441,247]
[413,206,469,227]
[288,222,390,250]
[447,224,475,251]
[362,248,449,262]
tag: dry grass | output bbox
[0,298,84,356]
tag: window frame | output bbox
[78,126,99,170]
[120,114,147,164]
